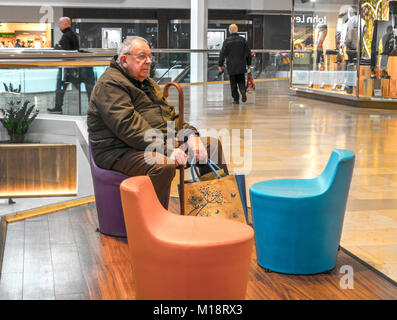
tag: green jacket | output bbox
[87,56,198,170]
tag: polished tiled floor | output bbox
[167,79,397,283]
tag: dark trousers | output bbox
[55,67,95,110]
[111,137,228,210]
[229,73,246,102]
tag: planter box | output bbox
[0,143,77,198]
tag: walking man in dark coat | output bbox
[218,24,252,104]
[48,17,95,114]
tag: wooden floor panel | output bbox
[1,200,396,300]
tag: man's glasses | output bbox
[125,52,153,62]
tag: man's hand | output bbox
[169,148,188,168]
[187,136,208,164]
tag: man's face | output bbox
[120,40,152,82]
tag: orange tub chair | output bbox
[120,176,254,300]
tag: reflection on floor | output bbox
[167,79,397,284]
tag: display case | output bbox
[291,0,397,108]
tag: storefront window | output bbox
[292,0,359,95]
[0,22,51,48]
[361,0,397,98]
[73,19,158,49]
[168,20,253,49]
[291,0,397,100]
[168,20,190,49]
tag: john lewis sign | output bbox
[294,14,327,25]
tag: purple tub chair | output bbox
[89,143,129,237]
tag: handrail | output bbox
[156,64,182,83]
[173,66,191,83]
[156,52,190,83]
[0,48,291,61]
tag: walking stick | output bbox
[163,82,185,215]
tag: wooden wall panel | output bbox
[0,144,77,198]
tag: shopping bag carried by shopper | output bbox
[182,159,248,224]
[246,72,255,91]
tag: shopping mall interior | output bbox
[0,0,397,302]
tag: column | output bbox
[190,0,208,83]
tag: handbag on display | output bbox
[181,159,248,224]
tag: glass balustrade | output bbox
[0,49,291,116]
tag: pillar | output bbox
[190,0,208,83]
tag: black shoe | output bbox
[233,100,239,104]
[47,107,63,114]
[241,91,247,103]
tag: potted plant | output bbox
[3,82,21,94]
[0,99,39,143]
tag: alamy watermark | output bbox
[143,121,253,174]
[39,6,54,24]
[339,265,354,290]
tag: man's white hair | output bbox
[59,17,71,26]
[117,36,148,63]
[229,24,238,34]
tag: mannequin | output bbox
[341,6,366,64]
[336,6,350,63]
[336,8,349,49]
[314,23,328,69]
[380,25,396,78]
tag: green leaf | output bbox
[16,121,22,134]
[0,96,39,138]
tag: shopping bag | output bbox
[196,162,248,222]
[246,72,255,91]
[182,160,248,224]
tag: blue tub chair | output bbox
[249,149,355,274]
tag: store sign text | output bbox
[294,15,327,25]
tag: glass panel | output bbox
[292,0,359,96]
[0,49,291,117]
[252,51,291,79]
[359,0,397,98]
[0,65,103,116]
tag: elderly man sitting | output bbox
[87,36,228,209]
